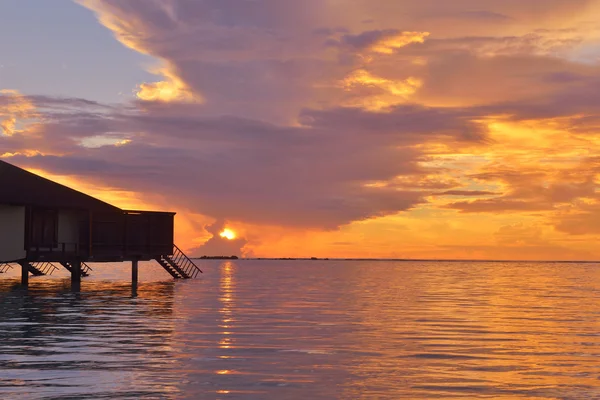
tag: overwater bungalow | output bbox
[0,160,201,284]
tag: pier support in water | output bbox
[20,261,28,286]
[132,259,139,284]
[71,260,81,283]
[131,259,139,298]
[70,260,81,292]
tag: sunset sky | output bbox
[2,0,600,260]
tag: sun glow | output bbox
[220,229,237,240]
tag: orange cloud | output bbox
[136,66,202,103]
[342,70,422,109]
[370,31,430,54]
[0,90,37,136]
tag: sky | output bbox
[2,0,600,260]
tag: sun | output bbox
[219,228,237,240]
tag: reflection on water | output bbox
[0,277,179,399]
[0,261,599,399]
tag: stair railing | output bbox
[170,245,203,278]
[0,263,12,273]
[80,262,93,276]
[34,262,59,276]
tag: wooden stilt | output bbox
[71,260,81,283]
[20,262,28,286]
[132,259,139,284]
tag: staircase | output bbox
[18,261,59,276]
[60,261,93,277]
[0,263,12,273]
[154,245,202,279]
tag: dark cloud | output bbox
[1,123,427,228]
[300,105,489,142]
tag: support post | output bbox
[20,262,29,286]
[132,259,139,284]
[71,260,81,283]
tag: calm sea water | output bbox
[0,260,599,399]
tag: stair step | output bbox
[154,245,202,279]
[18,262,58,276]
[59,262,92,277]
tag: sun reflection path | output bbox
[216,261,237,390]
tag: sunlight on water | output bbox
[0,260,599,399]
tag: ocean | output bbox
[0,260,599,399]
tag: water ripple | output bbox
[0,260,599,399]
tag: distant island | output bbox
[198,255,239,260]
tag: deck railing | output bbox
[28,242,80,259]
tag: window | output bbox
[30,208,58,247]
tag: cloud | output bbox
[444,163,599,214]
[190,219,248,257]
[446,199,552,213]
[334,29,430,54]
[436,190,501,196]
[554,206,600,235]
[75,0,600,124]
[341,70,423,110]
[456,11,513,21]
[136,66,201,103]
[0,90,38,136]
[3,0,600,258]
[2,86,495,230]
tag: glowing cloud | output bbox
[0,90,37,136]
[343,70,423,109]
[0,117,16,136]
[344,70,422,97]
[370,31,430,54]
[136,67,201,103]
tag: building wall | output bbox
[57,210,81,251]
[0,205,26,262]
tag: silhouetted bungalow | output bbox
[0,160,201,284]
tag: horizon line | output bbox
[194,257,600,264]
